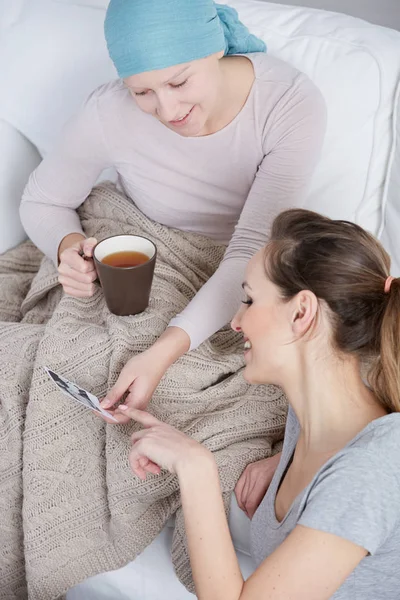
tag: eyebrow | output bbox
[164,65,191,84]
[241,282,252,290]
[129,65,191,91]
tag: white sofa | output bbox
[1,1,400,598]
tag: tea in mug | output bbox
[101,250,149,268]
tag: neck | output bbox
[203,55,254,135]
[282,348,387,456]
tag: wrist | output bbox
[150,326,190,369]
[58,233,86,262]
[176,446,216,482]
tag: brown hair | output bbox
[265,209,400,412]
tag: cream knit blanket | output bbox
[0,184,286,600]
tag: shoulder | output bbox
[82,79,137,116]
[248,53,326,143]
[349,413,400,466]
[299,414,400,554]
[251,53,325,106]
[312,414,400,493]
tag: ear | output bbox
[290,291,318,337]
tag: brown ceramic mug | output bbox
[93,235,157,316]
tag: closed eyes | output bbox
[242,297,253,306]
[133,79,188,96]
[170,79,188,89]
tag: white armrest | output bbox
[0,119,41,253]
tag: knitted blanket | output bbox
[0,184,287,600]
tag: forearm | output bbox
[151,326,191,369]
[178,453,244,600]
[169,258,247,351]
[20,172,85,264]
[58,232,86,261]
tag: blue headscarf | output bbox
[105,0,266,78]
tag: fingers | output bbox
[129,446,161,480]
[129,456,147,480]
[242,469,253,518]
[124,389,149,411]
[101,370,134,409]
[234,467,247,513]
[130,429,148,444]
[58,263,97,284]
[82,237,97,258]
[91,408,128,425]
[138,456,161,475]
[59,248,95,275]
[59,277,97,298]
[244,480,258,519]
[119,406,160,428]
[58,240,98,297]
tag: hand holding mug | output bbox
[58,236,98,297]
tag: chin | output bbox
[243,363,275,386]
[243,365,259,384]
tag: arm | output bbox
[170,79,327,350]
[104,80,326,411]
[19,88,111,265]
[125,411,397,600]
[178,457,366,600]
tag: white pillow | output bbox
[222,1,400,257]
[54,0,108,8]
[380,83,400,276]
[0,0,399,269]
[0,0,116,155]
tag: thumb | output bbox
[102,369,136,408]
[82,237,97,258]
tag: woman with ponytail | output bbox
[20,1,326,419]
[117,209,400,599]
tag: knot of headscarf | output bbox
[105,0,266,78]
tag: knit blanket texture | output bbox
[0,184,286,599]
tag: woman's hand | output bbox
[235,452,281,519]
[101,327,191,425]
[118,405,210,479]
[58,234,98,297]
[100,348,169,424]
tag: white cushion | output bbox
[0,120,41,253]
[1,0,399,267]
[0,0,116,155]
[66,497,256,600]
[54,0,108,8]
[222,0,400,269]
[380,83,400,276]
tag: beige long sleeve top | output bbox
[20,53,326,350]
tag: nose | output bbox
[155,90,180,122]
[231,305,245,332]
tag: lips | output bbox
[169,106,194,126]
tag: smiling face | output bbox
[231,249,319,386]
[124,52,224,137]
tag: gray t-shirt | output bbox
[251,407,400,599]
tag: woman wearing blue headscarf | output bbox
[21,2,325,425]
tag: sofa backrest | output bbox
[1,0,399,272]
[224,0,400,273]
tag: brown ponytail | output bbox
[369,279,400,410]
[265,209,400,413]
